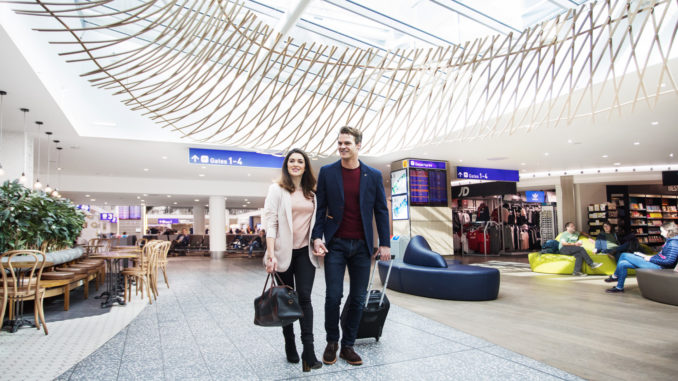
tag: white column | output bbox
[209,196,226,259]
[193,205,205,235]
[0,131,33,185]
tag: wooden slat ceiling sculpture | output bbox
[11,0,678,156]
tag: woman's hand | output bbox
[265,252,278,273]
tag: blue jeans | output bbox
[324,237,371,347]
[614,252,661,289]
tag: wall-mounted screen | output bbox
[525,191,545,203]
[129,206,142,220]
[391,169,408,195]
[117,206,130,220]
[392,194,409,220]
[409,169,429,205]
[409,168,448,206]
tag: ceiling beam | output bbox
[430,0,520,35]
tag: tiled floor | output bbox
[45,257,579,381]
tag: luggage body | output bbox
[340,254,394,341]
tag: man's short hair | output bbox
[565,222,575,228]
[339,126,362,145]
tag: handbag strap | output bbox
[261,273,273,294]
[261,272,292,295]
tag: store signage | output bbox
[456,166,519,182]
[525,191,545,203]
[110,217,118,224]
[158,218,179,224]
[77,204,90,212]
[452,181,517,198]
[189,148,284,168]
[402,159,446,169]
[662,170,678,186]
[99,213,115,221]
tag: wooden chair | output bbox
[1,259,7,328]
[122,240,160,304]
[1,250,49,335]
[156,241,171,288]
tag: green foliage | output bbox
[0,180,85,252]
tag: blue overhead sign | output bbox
[404,159,447,169]
[189,148,284,168]
[456,166,519,182]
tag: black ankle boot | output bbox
[301,344,322,372]
[284,337,299,363]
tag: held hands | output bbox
[575,241,583,247]
[313,238,327,257]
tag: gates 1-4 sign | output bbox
[456,166,519,182]
[158,218,179,224]
[189,148,284,168]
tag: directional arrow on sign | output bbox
[191,155,199,162]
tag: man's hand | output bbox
[575,241,583,247]
[313,238,327,257]
[375,246,391,261]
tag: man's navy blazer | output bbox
[312,160,390,253]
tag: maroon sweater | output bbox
[336,166,365,240]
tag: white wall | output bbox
[575,183,607,233]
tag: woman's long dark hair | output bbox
[278,148,316,199]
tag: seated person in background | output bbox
[560,222,602,276]
[169,228,190,256]
[595,222,618,254]
[247,229,266,258]
[605,221,678,293]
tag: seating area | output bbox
[636,267,678,306]
[378,235,500,301]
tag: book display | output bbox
[587,202,617,236]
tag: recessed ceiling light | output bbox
[633,142,640,145]
[601,154,608,158]
[194,199,199,202]
[544,153,549,156]
[162,156,167,160]
[246,201,251,204]
[244,199,248,201]
[137,196,141,199]
[143,168,149,172]
[57,167,62,171]
[651,121,659,125]
[520,162,526,166]
[173,202,177,205]
[670,153,674,157]
[242,204,247,207]
[567,139,573,144]
[104,202,107,205]
[143,194,148,196]
[247,173,251,177]
[198,174,205,177]
[458,160,463,162]
[90,198,96,201]
[614,162,621,166]
[85,194,90,197]
[167,195,171,198]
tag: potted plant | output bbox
[0,180,85,253]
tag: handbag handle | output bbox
[261,272,291,295]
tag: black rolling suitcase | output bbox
[340,254,395,341]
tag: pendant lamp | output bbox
[0,90,6,176]
[33,121,43,190]
[19,108,29,185]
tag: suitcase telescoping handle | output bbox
[366,253,395,308]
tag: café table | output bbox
[82,244,104,255]
[1,259,53,333]
[89,252,138,308]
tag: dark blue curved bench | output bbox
[378,236,500,301]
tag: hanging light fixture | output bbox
[33,121,43,190]
[53,146,62,197]
[44,131,53,194]
[19,108,29,185]
[0,90,6,177]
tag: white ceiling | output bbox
[0,1,677,210]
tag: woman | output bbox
[605,221,678,293]
[595,222,619,258]
[263,148,322,372]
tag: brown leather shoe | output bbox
[339,346,363,366]
[322,341,338,365]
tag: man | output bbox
[560,222,602,276]
[170,228,190,256]
[312,126,391,366]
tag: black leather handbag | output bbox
[254,273,303,327]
